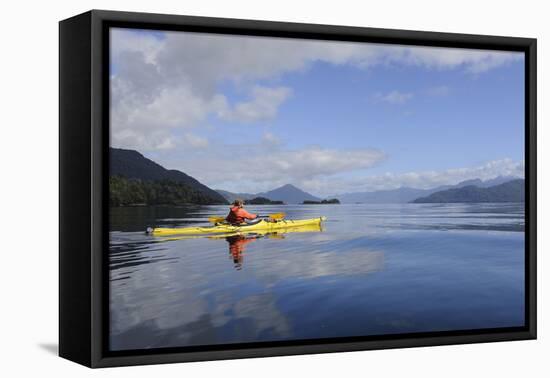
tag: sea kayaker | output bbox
[226,199,258,225]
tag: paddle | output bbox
[208,212,286,224]
[208,216,227,223]
[265,212,286,220]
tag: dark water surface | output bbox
[109,203,525,351]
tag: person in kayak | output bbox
[226,199,259,225]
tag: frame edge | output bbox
[59,11,94,368]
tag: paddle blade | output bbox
[208,216,226,223]
[268,212,286,220]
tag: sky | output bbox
[110,28,525,197]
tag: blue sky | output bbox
[110,28,525,196]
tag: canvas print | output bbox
[108,27,525,352]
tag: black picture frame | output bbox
[59,9,537,368]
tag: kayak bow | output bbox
[149,216,327,236]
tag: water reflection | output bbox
[109,203,525,351]
[226,235,256,270]
[218,223,325,270]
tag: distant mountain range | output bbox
[258,184,320,204]
[110,148,227,205]
[334,176,519,204]
[217,184,320,204]
[109,148,524,206]
[412,179,525,203]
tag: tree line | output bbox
[303,199,340,204]
[110,176,226,206]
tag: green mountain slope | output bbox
[412,179,524,203]
[110,148,227,205]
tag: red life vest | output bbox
[226,206,257,224]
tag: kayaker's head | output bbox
[232,199,244,208]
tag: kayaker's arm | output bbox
[239,209,257,220]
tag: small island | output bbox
[303,198,340,205]
[245,197,285,205]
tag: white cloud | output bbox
[110,84,222,150]
[182,133,209,149]
[372,86,450,106]
[219,86,292,123]
[305,158,525,196]
[262,132,281,146]
[161,144,386,193]
[111,127,176,151]
[110,28,522,151]
[145,134,522,196]
[374,90,414,104]
[386,46,521,73]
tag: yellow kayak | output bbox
[159,222,324,241]
[149,216,327,236]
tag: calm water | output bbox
[109,203,525,351]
